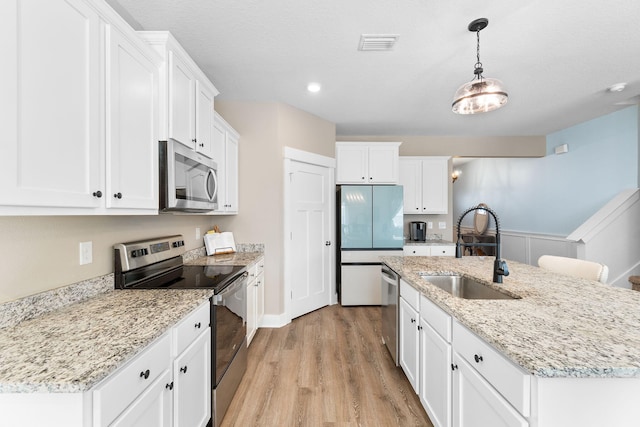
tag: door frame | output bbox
[283,147,336,324]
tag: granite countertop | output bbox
[0,289,213,393]
[404,239,455,246]
[381,256,640,379]
[185,251,263,267]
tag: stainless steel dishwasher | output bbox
[381,263,400,366]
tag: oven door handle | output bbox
[215,271,248,301]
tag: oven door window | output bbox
[174,152,218,204]
[214,284,246,386]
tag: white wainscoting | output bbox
[458,227,576,266]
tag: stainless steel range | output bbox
[114,235,248,427]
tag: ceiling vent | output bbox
[358,34,399,51]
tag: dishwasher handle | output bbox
[381,265,398,283]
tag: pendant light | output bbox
[452,18,508,114]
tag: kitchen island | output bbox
[383,255,640,427]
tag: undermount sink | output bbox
[420,275,519,300]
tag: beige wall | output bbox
[0,215,215,303]
[337,135,546,157]
[215,100,335,316]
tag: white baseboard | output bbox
[259,313,291,328]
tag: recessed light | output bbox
[607,83,627,93]
[307,82,321,93]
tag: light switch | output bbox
[427,222,433,229]
[196,227,201,240]
[438,222,447,229]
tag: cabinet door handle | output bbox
[92,191,102,198]
[451,364,458,371]
[325,241,331,246]
[180,365,188,374]
[192,138,197,143]
[140,369,150,379]
[474,354,483,363]
[195,322,201,329]
[165,382,174,390]
[417,325,423,331]
[361,176,365,180]
[410,318,416,324]
[113,192,122,199]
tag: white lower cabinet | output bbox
[399,283,530,427]
[110,368,172,427]
[173,330,211,427]
[452,355,527,427]
[93,301,211,427]
[403,245,455,257]
[399,279,420,393]
[420,319,451,427]
[247,256,265,345]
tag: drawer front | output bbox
[453,321,530,416]
[430,245,455,257]
[419,294,451,342]
[93,332,172,427]
[403,246,430,256]
[175,302,210,356]
[400,279,420,311]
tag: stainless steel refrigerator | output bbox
[337,185,403,305]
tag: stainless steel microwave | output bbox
[159,139,218,213]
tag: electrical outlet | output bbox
[196,227,201,240]
[79,241,92,265]
[427,222,433,229]
[438,222,447,229]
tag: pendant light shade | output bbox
[452,18,508,115]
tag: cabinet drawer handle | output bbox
[92,191,102,198]
[113,192,122,199]
[474,354,483,363]
[180,366,188,374]
[417,325,423,331]
[451,363,458,371]
[140,369,150,379]
[165,382,174,390]
[192,138,197,143]
[195,322,201,329]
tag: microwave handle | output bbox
[206,168,218,202]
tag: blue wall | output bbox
[453,106,639,236]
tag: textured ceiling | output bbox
[107,0,640,136]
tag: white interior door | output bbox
[289,160,332,319]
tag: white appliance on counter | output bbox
[338,185,403,305]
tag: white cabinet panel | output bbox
[111,369,172,427]
[341,264,383,305]
[173,329,211,427]
[404,246,431,256]
[399,296,420,393]
[452,355,528,427]
[211,113,239,214]
[399,157,449,215]
[106,25,158,210]
[195,81,215,158]
[168,51,195,148]
[1,0,102,209]
[420,319,452,427]
[336,142,401,184]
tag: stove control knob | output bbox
[131,250,137,258]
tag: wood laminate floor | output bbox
[220,304,433,427]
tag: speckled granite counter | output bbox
[0,289,212,393]
[185,251,263,267]
[381,256,640,379]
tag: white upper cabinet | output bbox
[141,31,219,158]
[0,0,102,211]
[335,142,401,184]
[211,113,239,214]
[106,25,159,211]
[0,0,160,215]
[399,157,449,214]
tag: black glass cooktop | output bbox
[129,264,246,294]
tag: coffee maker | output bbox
[409,221,426,241]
